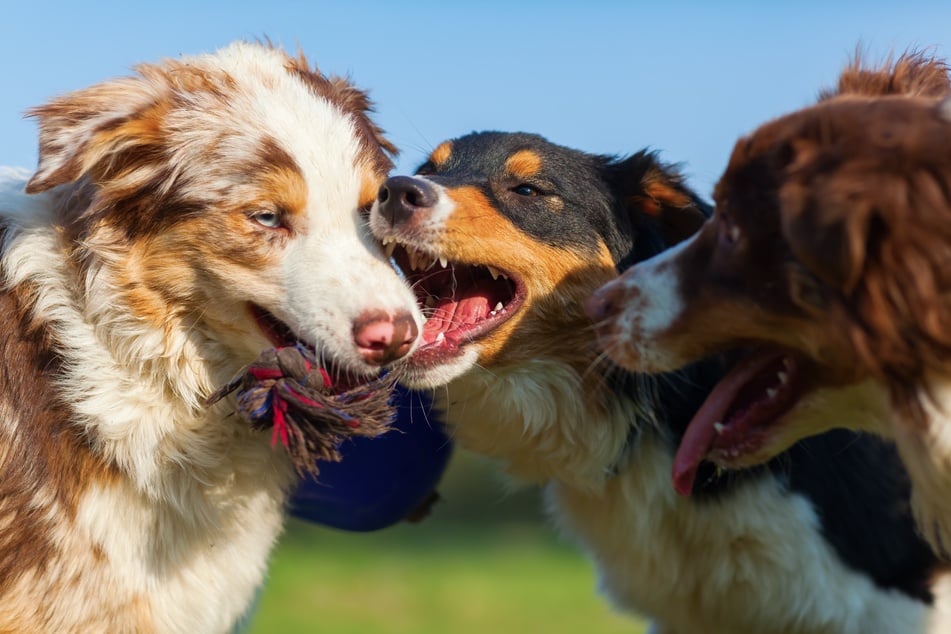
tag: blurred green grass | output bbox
[248,451,646,633]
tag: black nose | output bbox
[377,175,438,226]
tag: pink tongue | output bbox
[422,290,494,343]
[671,352,782,496]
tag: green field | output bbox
[247,452,647,633]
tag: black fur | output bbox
[428,132,940,603]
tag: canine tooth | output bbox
[425,295,436,309]
[767,388,778,399]
[713,422,725,434]
[494,302,504,312]
[384,242,397,258]
[487,266,505,280]
[439,257,448,268]
[777,371,789,384]
[435,331,445,344]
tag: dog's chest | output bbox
[72,435,291,633]
[547,434,933,634]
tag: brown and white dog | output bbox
[0,42,422,632]
[372,131,950,633]
[587,53,951,554]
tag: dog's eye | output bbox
[511,184,540,197]
[251,211,282,229]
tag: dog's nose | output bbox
[585,280,624,324]
[353,310,419,366]
[377,176,438,226]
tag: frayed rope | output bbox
[205,344,396,476]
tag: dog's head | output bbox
[587,54,951,491]
[368,131,708,388]
[25,42,422,395]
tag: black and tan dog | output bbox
[370,131,949,633]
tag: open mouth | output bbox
[248,303,367,393]
[672,348,812,496]
[383,240,525,364]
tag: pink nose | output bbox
[353,310,419,365]
[585,280,624,324]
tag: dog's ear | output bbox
[607,151,710,261]
[25,67,168,194]
[779,174,872,294]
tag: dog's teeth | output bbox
[435,331,445,344]
[777,371,789,384]
[439,257,448,268]
[493,302,504,313]
[487,266,502,280]
[766,388,778,399]
[410,250,426,271]
[384,242,397,258]
[713,422,725,434]
[425,295,436,309]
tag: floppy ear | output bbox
[780,178,871,294]
[25,67,165,194]
[607,151,710,258]
[285,51,397,173]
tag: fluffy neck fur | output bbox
[438,357,639,493]
[1,185,293,518]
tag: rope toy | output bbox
[205,344,397,476]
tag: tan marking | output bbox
[505,150,543,180]
[359,166,385,212]
[257,165,309,224]
[442,186,617,378]
[430,141,452,167]
[642,181,693,214]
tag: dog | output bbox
[0,41,423,632]
[370,131,951,633]
[586,53,951,554]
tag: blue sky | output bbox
[2,1,950,198]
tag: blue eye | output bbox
[512,184,540,197]
[252,211,281,229]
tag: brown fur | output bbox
[819,50,951,101]
[593,53,951,554]
[0,272,119,597]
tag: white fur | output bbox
[610,238,689,373]
[894,375,951,555]
[441,362,951,634]
[0,42,422,633]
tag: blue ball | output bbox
[289,387,453,531]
